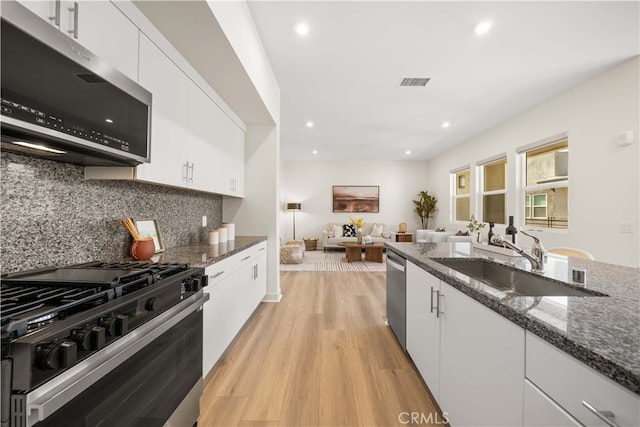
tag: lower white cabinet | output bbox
[405,261,525,427]
[524,379,581,427]
[526,332,640,427]
[202,242,267,378]
[406,261,441,401]
[439,281,525,427]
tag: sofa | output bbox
[321,223,392,249]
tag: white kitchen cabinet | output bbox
[406,261,440,401]
[202,242,267,378]
[215,117,245,197]
[17,0,139,82]
[136,33,188,188]
[438,281,525,426]
[185,81,218,193]
[524,379,581,427]
[526,332,640,427]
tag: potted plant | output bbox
[413,191,438,229]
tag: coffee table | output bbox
[337,242,385,263]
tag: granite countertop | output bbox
[386,241,640,396]
[152,236,267,268]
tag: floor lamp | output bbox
[287,203,301,240]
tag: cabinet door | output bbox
[186,81,217,192]
[16,1,59,27]
[524,380,581,427]
[253,244,267,306]
[136,34,187,187]
[73,1,139,82]
[215,117,244,196]
[406,261,440,401]
[439,282,525,426]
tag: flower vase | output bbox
[356,228,363,244]
[476,232,482,243]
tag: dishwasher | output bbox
[386,248,407,350]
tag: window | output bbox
[480,158,507,224]
[453,168,470,222]
[523,138,568,229]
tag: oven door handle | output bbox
[26,291,209,426]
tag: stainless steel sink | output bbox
[432,258,607,297]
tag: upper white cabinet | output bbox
[186,81,218,193]
[136,33,188,188]
[17,0,139,81]
[215,117,245,197]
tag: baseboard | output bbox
[262,292,282,303]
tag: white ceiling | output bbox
[246,1,640,161]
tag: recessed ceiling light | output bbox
[12,141,66,154]
[305,121,314,128]
[295,22,309,36]
[474,21,492,35]
[312,149,318,155]
[105,118,113,123]
[442,121,450,128]
[405,150,412,155]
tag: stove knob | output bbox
[36,341,77,370]
[99,315,128,336]
[72,326,106,351]
[73,329,92,351]
[36,343,60,370]
[145,297,158,311]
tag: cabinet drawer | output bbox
[524,379,581,426]
[205,256,238,288]
[526,332,639,426]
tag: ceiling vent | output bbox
[400,77,430,87]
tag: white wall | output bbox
[426,56,639,267]
[281,160,431,242]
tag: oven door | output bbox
[19,291,208,427]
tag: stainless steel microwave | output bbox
[0,1,151,166]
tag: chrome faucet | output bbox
[491,232,545,273]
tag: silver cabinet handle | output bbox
[182,162,189,181]
[581,401,619,427]
[210,271,224,279]
[258,247,266,252]
[49,0,61,27]
[67,2,78,39]
[188,162,194,182]
[241,256,251,262]
[436,291,443,318]
[430,286,436,313]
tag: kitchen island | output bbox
[387,241,639,426]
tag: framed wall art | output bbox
[332,185,379,213]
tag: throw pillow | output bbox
[370,223,384,237]
[343,224,357,237]
[327,231,335,238]
[332,224,343,238]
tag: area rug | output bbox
[279,249,387,272]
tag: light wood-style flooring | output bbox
[198,271,441,426]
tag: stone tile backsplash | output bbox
[1,152,223,273]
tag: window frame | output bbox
[451,166,471,224]
[518,134,569,231]
[476,154,507,225]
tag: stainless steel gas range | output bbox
[1,261,209,427]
